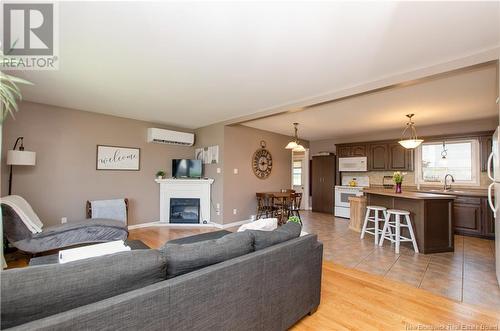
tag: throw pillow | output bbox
[249,221,302,251]
[161,231,254,279]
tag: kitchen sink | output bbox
[421,189,466,194]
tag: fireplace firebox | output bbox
[169,198,200,224]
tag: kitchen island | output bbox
[363,188,456,254]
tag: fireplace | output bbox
[169,198,200,224]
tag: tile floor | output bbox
[299,210,500,310]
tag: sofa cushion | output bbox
[161,231,254,279]
[1,249,166,329]
[249,221,302,250]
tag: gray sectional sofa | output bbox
[1,222,323,331]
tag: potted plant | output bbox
[392,171,406,193]
[156,170,166,179]
[288,215,302,225]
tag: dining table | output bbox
[256,191,294,225]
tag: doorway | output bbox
[291,149,310,210]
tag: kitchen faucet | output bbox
[444,174,455,191]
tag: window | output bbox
[416,139,480,186]
[293,160,302,186]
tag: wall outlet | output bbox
[61,217,67,224]
[233,208,237,215]
[233,168,238,174]
[216,167,221,174]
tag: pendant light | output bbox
[285,123,305,152]
[398,114,424,149]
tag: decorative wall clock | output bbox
[252,140,273,179]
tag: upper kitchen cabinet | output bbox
[388,143,413,171]
[368,144,388,170]
[337,144,367,157]
[368,142,414,171]
[480,135,493,172]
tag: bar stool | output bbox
[360,206,387,244]
[379,209,419,254]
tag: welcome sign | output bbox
[96,145,140,171]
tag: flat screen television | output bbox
[172,159,202,178]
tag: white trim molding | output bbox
[127,218,252,230]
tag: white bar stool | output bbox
[360,206,387,244]
[379,209,419,254]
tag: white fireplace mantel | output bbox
[155,178,214,224]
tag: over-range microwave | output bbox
[338,157,367,172]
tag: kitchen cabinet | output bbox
[337,144,367,157]
[368,144,388,170]
[452,195,494,239]
[312,155,336,214]
[480,136,493,172]
[481,198,495,239]
[388,143,413,171]
[453,197,482,237]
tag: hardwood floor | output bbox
[292,262,500,331]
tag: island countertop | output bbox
[363,188,456,200]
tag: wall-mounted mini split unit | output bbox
[147,128,195,146]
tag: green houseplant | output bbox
[392,171,406,193]
[156,170,166,179]
[288,215,302,225]
[0,52,33,123]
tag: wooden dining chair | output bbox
[289,192,303,223]
[256,193,277,219]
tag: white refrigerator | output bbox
[487,127,500,285]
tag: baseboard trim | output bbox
[211,219,252,229]
[128,219,252,230]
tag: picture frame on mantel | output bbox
[96,145,141,171]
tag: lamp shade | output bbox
[398,139,423,149]
[7,150,36,166]
[293,144,306,152]
[285,141,299,149]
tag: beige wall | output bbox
[222,125,305,223]
[194,123,225,224]
[1,102,194,226]
[310,117,498,156]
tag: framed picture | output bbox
[96,145,140,171]
[194,145,219,164]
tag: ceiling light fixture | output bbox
[441,141,448,159]
[286,122,305,152]
[398,114,424,149]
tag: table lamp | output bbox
[7,137,36,195]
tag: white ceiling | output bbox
[243,64,499,141]
[7,1,500,129]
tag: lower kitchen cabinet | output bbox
[453,196,494,239]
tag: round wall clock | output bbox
[252,140,273,179]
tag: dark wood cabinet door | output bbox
[388,143,408,170]
[312,155,335,214]
[480,136,493,172]
[481,198,495,239]
[369,144,388,170]
[311,157,324,212]
[337,146,351,157]
[351,145,367,157]
[454,198,482,236]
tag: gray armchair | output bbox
[2,203,128,254]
